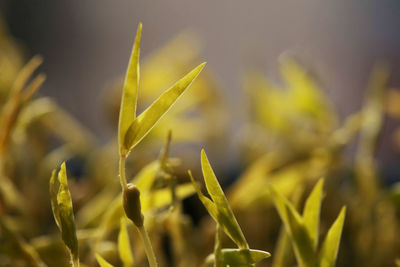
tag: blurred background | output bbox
[2,0,400,144]
[1,1,400,267]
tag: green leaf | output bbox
[272,187,304,267]
[302,179,324,249]
[279,56,336,127]
[118,23,142,154]
[285,205,316,267]
[49,162,79,263]
[118,218,134,267]
[124,62,206,151]
[269,185,298,231]
[95,253,114,267]
[141,183,195,211]
[193,149,248,249]
[220,248,270,266]
[188,170,219,219]
[318,207,346,267]
[269,186,315,267]
[49,170,61,228]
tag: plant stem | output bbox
[214,224,223,267]
[138,225,158,267]
[119,154,128,191]
[72,255,80,267]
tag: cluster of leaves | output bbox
[270,180,345,267]
[0,18,399,267]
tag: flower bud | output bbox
[123,183,144,227]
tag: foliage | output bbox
[0,18,399,267]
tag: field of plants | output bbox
[0,18,399,267]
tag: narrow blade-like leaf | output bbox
[118,23,142,154]
[96,253,114,267]
[49,170,61,229]
[118,218,134,267]
[188,170,219,220]
[318,207,346,267]
[220,248,270,266]
[56,162,79,261]
[200,149,248,249]
[302,179,324,249]
[285,205,316,267]
[124,62,206,151]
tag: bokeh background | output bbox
[1,1,400,267]
[3,0,400,139]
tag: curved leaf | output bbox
[124,62,206,151]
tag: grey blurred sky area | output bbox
[3,0,400,165]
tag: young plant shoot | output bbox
[117,23,205,267]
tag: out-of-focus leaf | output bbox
[356,65,389,200]
[302,179,324,249]
[141,183,195,212]
[206,248,270,267]
[118,218,134,267]
[220,248,270,266]
[318,207,346,267]
[124,62,206,151]
[0,56,45,154]
[279,56,337,130]
[190,149,248,249]
[118,23,142,154]
[0,174,28,212]
[0,219,47,267]
[49,162,79,264]
[95,253,114,267]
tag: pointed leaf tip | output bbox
[118,21,142,154]
[123,62,206,151]
[96,253,114,267]
[303,178,324,249]
[319,206,346,267]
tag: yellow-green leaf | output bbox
[118,23,142,154]
[285,204,315,267]
[198,149,248,249]
[118,218,134,267]
[302,179,324,249]
[95,253,114,267]
[141,183,195,212]
[49,162,79,263]
[270,186,314,267]
[124,62,206,151]
[188,170,220,220]
[49,170,61,229]
[57,163,78,260]
[318,207,346,267]
[220,248,270,266]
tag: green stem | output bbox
[214,224,223,267]
[138,225,158,267]
[119,155,128,191]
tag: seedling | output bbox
[189,149,271,266]
[117,23,205,267]
[270,179,346,267]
